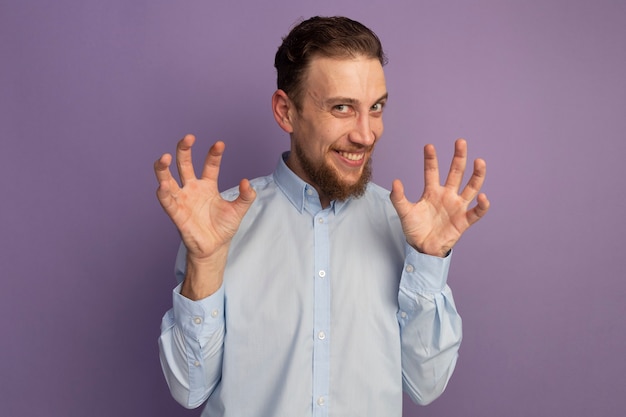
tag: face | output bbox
[284,55,387,205]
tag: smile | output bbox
[337,151,365,161]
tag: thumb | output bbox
[390,179,417,220]
[390,179,408,211]
[233,179,256,212]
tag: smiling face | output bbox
[280,55,387,206]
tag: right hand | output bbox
[154,134,256,299]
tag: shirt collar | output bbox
[273,152,348,214]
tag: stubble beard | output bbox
[294,142,373,202]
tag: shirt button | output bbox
[405,264,415,273]
[318,270,326,278]
[193,317,202,325]
[317,396,325,406]
[317,217,324,224]
[211,309,219,318]
[400,311,408,319]
[318,331,326,340]
[194,360,201,367]
[306,188,313,195]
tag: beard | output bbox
[294,142,373,202]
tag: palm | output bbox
[390,139,489,257]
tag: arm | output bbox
[154,135,256,299]
[154,135,256,406]
[397,247,461,405]
[159,282,225,408]
[390,139,489,403]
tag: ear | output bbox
[272,89,294,133]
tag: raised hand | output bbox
[154,134,256,298]
[390,139,490,258]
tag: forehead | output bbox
[302,55,387,102]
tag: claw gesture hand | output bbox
[154,134,256,298]
[390,139,490,258]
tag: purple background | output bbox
[2,0,625,416]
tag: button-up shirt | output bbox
[159,152,462,417]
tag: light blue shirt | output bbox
[159,153,462,417]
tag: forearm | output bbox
[397,247,462,405]
[158,283,225,408]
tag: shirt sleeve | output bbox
[397,244,462,405]
[158,283,225,409]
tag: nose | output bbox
[349,114,377,147]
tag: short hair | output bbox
[274,16,388,109]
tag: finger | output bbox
[231,178,257,215]
[156,180,176,212]
[389,179,410,216]
[200,141,226,182]
[154,154,179,211]
[444,139,467,192]
[423,144,441,189]
[466,193,490,225]
[176,134,197,185]
[460,158,487,202]
[154,153,174,185]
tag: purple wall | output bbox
[2,1,625,416]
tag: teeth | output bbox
[339,152,364,161]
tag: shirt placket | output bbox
[312,208,331,416]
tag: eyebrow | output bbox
[324,92,389,107]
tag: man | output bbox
[154,16,489,417]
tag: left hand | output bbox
[390,139,490,257]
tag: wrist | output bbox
[411,241,452,258]
[181,247,229,300]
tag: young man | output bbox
[154,16,489,417]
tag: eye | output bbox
[331,104,355,117]
[370,102,384,113]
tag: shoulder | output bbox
[220,174,276,201]
[347,182,399,220]
[365,182,392,201]
[361,182,395,210]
